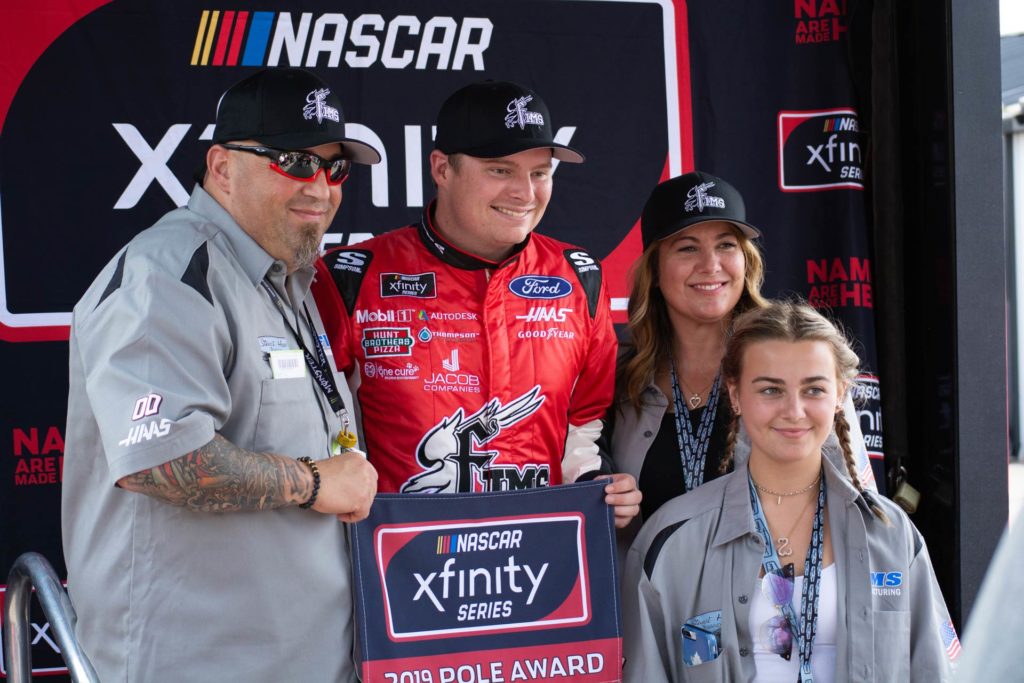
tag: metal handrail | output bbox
[3,552,99,682]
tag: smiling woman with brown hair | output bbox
[604,172,876,544]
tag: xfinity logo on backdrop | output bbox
[0,0,678,336]
[108,121,582,212]
[190,11,493,69]
[777,108,864,192]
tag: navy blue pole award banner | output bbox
[351,482,621,683]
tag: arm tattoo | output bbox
[118,434,313,512]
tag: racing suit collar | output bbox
[418,200,530,270]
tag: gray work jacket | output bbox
[622,456,956,682]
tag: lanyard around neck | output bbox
[260,278,346,417]
[748,470,826,683]
[669,360,721,492]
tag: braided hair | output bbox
[722,301,888,522]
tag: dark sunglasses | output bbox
[220,143,351,185]
[760,563,795,660]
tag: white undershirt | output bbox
[748,563,837,683]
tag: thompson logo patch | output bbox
[374,513,590,640]
[508,276,572,300]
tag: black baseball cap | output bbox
[212,67,380,164]
[434,80,584,163]
[640,171,760,249]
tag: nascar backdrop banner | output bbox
[351,482,621,683]
[1,1,881,678]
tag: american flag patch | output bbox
[940,620,961,661]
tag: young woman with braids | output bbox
[604,172,874,546]
[621,302,956,682]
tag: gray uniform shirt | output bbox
[622,456,956,682]
[62,186,355,683]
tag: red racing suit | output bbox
[312,204,617,494]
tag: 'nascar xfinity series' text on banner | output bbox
[351,482,621,683]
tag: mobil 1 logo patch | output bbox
[381,272,437,299]
[777,108,864,192]
[375,514,591,639]
[508,275,573,300]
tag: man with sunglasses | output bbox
[62,68,378,683]
[313,81,640,525]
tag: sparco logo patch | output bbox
[508,276,572,300]
[374,513,590,639]
[381,273,437,299]
[362,327,414,357]
[778,108,864,192]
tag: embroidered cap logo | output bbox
[303,88,340,124]
[505,95,544,130]
[683,181,726,213]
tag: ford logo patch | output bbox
[508,275,573,299]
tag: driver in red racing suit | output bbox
[313,80,640,527]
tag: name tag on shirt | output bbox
[259,335,290,353]
[269,349,306,379]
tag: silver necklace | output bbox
[751,474,821,506]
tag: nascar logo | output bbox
[190,10,493,69]
[436,529,523,554]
